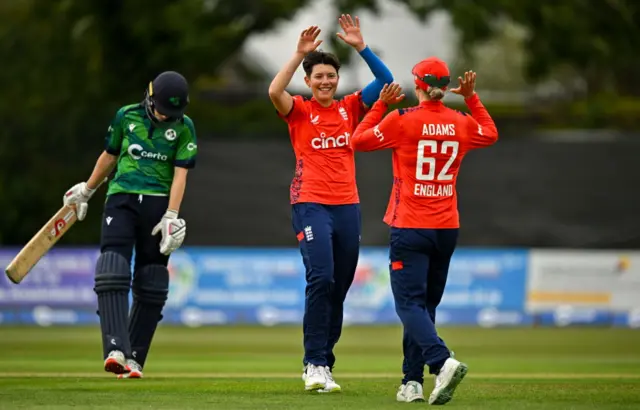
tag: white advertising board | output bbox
[526,250,640,313]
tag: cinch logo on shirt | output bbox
[311,132,350,150]
[127,143,169,161]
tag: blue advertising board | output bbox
[162,247,305,326]
[0,246,540,327]
[439,249,532,326]
[0,248,99,308]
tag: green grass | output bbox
[0,326,639,409]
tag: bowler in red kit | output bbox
[268,15,395,392]
[351,58,498,404]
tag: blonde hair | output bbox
[427,86,445,100]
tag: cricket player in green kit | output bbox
[63,71,197,379]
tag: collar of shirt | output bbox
[310,97,338,110]
[419,100,444,108]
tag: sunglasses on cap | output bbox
[414,74,451,88]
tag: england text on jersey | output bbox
[351,94,498,229]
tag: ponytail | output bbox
[427,86,445,101]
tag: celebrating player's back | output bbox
[352,60,498,229]
[351,58,498,405]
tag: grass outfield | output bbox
[0,325,639,409]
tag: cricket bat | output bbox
[4,179,107,284]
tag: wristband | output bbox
[82,184,96,197]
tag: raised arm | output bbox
[336,14,393,108]
[464,94,498,148]
[268,26,323,116]
[450,71,498,148]
[351,83,406,151]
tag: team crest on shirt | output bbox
[165,129,177,141]
[338,107,349,121]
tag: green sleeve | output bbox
[175,116,198,169]
[104,108,126,155]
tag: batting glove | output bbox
[63,182,96,221]
[151,210,187,255]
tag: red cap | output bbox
[412,57,451,91]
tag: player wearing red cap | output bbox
[351,58,498,404]
[268,15,395,393]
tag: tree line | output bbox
[0,0,637,245]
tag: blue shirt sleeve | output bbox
[358,46,394,107]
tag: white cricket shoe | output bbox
[428,358,468,405]
[396,381,425,402]
[103,350,127,375]
[301,364,327,391]
[117,359,143,379]
[317,367,341,393]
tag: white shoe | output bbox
[428,358,468,405]
[317,367,341,393]
[302,364,327,391]
[117,359,143,379]
[103,350,127,375]
[396,381,425,402]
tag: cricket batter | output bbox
[62,71,197,379]
[268,15,394,392]
[351,59,499,404]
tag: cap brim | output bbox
[155,101,186,118]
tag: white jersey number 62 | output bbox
[415,140,459,181]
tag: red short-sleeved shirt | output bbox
[279,93,366,205]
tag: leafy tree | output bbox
[335,0,640,97]
[2,0,638,246]
[0,0,311,245]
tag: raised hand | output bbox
[336,14,365,51]
[450,70,477,98]
[297,26,323,55]
[379,83,405,106]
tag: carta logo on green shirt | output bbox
[127,143,169,161]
